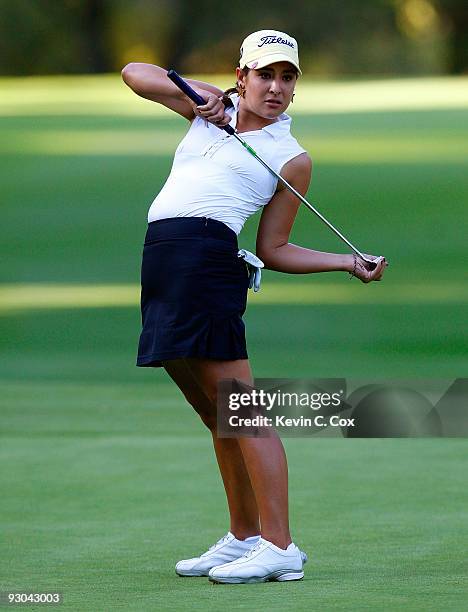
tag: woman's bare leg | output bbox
[210,437,260,539]
[186,357,292,550]
[162,358,260,539]
[237,432,291,548]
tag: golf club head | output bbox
[363,258,378,271]
[358,254,382,271]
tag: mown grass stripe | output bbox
[0,281,466,313]
[2,131,467,162]
[1,75,467,117]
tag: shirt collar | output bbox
[229,94,291,141]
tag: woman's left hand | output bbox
[350,254,388,283]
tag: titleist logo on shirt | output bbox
[258,35,294,49]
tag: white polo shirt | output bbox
[147,94,306,235]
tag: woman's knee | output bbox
[176,388,218,430]
[185,387,218,430]
[195,406,218,431]
[185,388,218,430]
[162,359,217,430]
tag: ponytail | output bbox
[221,67,250,108]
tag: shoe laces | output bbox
[242,539,264,559]
[207,533,231,552]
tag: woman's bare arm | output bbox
[256,154,387,281]
[121,63,227,121]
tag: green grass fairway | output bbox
[1,75,468,610]
[1,381,467,611]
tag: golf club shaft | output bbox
[231,132,370,262]
[167,69,375,267]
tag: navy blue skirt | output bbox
[136,217,250,367]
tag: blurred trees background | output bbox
[0,0,466,76]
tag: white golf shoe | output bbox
[208,537,305,584]
[175,532,260,577]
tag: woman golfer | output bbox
[122,29,387,584]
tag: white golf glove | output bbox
[237,249,264,292]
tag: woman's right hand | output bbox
[350,254,388,283]
[192,91,231,127]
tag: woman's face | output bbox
[237,61,297,119]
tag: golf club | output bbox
[167,69,378,270]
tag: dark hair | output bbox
[221,67,250,108]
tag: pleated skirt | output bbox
[136,216,250,368]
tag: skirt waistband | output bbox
[146,217,237,245]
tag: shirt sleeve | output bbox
[272,136,308,175]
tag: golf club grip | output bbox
[167,69,205,105]
[167,69,235,136]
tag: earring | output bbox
[291,92,295,103]
[237,83,246,98]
